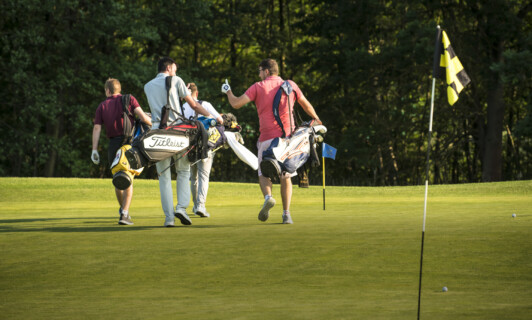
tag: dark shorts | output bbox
[108,136,125,166]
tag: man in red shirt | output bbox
[92,78,151,225]
[222,59,322,224]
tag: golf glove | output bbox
[221,79,231,94]
[91,150,100,165]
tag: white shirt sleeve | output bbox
[182,102,195,120]
[173,77,189,99]
[202,101,221,120]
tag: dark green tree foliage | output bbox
[425,0,532,183]
[294,1,437,185]
[0,0,157,177]
[1,0,530,185]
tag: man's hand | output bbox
[221,79,231,94]
[91,150,100,165]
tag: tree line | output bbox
[1,0,531,186]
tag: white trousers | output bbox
[190,153,214,213]
[156,155,191,219]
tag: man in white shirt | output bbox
[182,83,223,218]
[144,57,210,227]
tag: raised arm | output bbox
[227,91,251,110]
[221,79,251,109]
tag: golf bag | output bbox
[260,79,326,185]
[260,120,327,183]
[111,114,242,190]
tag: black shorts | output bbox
[108,136,125,166]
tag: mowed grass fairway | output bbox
[0,178,531,319]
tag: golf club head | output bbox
[312,125,327,135]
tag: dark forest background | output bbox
[1,0,531,186]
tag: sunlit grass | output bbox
[0,178,531,319]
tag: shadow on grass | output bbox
[183,224,229,228]
[0,222,229,233]
[0,225,155,233]
[0,217,111,224]
[253,221,286,225]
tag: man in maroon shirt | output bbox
[92,78,151,225]
[222,59,322,224]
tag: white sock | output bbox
[265,195,272,201]
[283,210,290,215]
[122,210,128,216]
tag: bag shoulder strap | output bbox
[121,94,134,144]
[121,94,132,116]
[165,76,172,106]
[159,77,173,128]
[272,80,297,138]
[160,76,187,128]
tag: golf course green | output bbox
[0,178,530,319]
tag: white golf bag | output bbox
[260,121,327,184]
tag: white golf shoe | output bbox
[174,211,192,225]
[164,217,175,227]
[282,213,293,224]
[258,197,276,222]
[195,209,210,218]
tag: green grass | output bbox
[0,178,531,319]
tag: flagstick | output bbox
[418,76,436,320]
[322,156,326,210]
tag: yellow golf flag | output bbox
[433,30,471,105]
